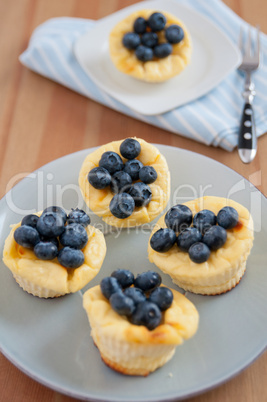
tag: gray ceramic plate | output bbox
[0,145,266,402]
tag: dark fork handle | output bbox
[238,102,257,163]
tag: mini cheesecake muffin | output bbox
[78,138,170,228]
[148,197,254,295]
[109,9,192,82]
[83,270,199,376]
[3,208,106,298]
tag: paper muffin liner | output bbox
[13,273,67,298]
[91,328,176,376]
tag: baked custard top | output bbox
[109,9,192,82]
[148,196,254,285]
[78,138,170,227]
[3,218,106,294]
[83,284,199,345]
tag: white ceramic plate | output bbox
[73,0,241,115]
[0,145,266,402]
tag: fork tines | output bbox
[239,25,260,70]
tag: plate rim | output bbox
[1,343,266,402]
[73,0,242,115]
[0,145,266,402]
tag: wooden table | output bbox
[0,0,266,401]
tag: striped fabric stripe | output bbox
[19,0,267,151]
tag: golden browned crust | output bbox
[198,269,245,296]
[100,352,150,377]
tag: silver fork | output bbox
[238,25,260,164]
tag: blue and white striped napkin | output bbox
[19,0,267,151]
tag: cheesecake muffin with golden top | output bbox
[79,138,170,228]
[3,206,106,298]
[83,269,199,376]
[109,9,192,82]
[148,196,254,295]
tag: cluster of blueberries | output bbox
[100,270,173,330]
[14,207,91,268]
[122,12,185,62]
[150,204,239,263]
[88,139,157,219]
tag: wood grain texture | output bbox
[0,0,266,401]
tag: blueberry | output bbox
[109,193,135,219]
[193,210,217,234]
[124,287,146,305]
[217,206,239,229]
[128,182,152,207]
[135,45,153,62]
[154,43,172,58]
[88,167,111,189]
[139,166,157,184]
[133,17,147,34]
[110,171,132,194]
[59,223,88,250]
[177,227,202,252]
[148,12,166,32]
[124,159,143,181]
[134,271,162,292]
[37,212,65,237]
[42,206,67,224]
[165,204,192,232]
[111,269,134,288]
[99,152,124,175]
[21,214,39,228]
[40,236,59,248]
[34,241,58,260]
[148,287,173,311]
[67,208,91,227]
[203,225,227,250]
[57,247,84,268]
[141,32,158,48]
[150,228,176,252]
[120,138,141,160]
[188,242,210,264]
[165,24,184,44]
[122,32,141,50]
[110,292,135,316]
[100,277,121,299]
[14,225,40,249]
[130,301,162,330]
